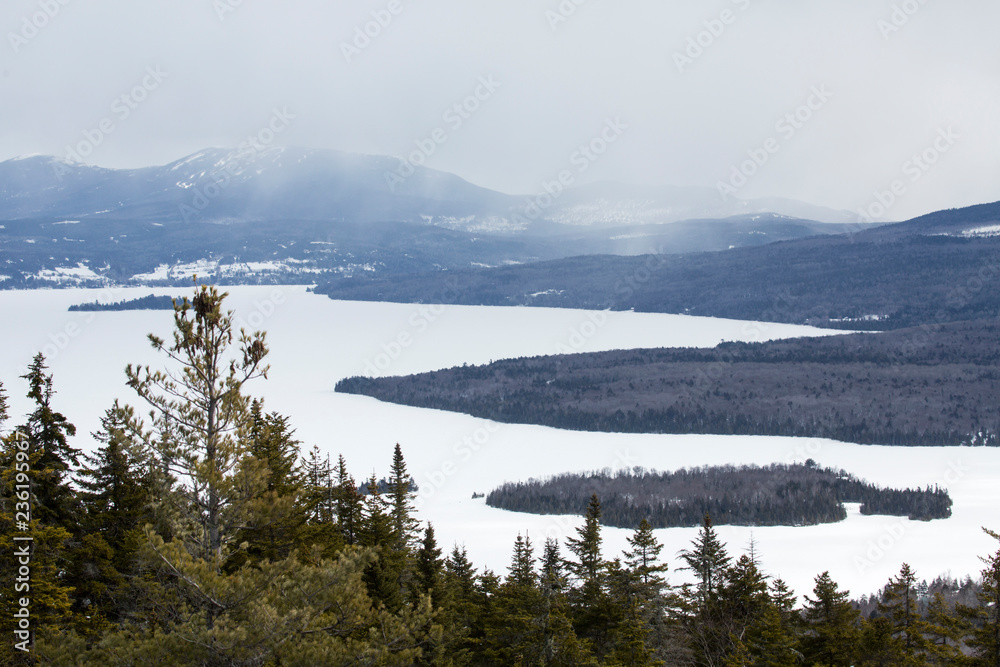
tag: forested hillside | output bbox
[318,201,1000,331]
[336,319,1000,446]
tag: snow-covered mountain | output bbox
[0,148,868,288]
[0,147,859,230]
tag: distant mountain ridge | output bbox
[316,200,1000,330]
[0,147,870,288]
[0,147,859,230]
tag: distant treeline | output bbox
[68,294,179,311]
[485,463,953,528]
[336,319,1000,446]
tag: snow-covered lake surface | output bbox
[1,286,997,599]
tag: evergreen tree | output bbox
[125,285,269,565]
[333,453,363,545]
[625,518,669,604]
[566,493,621,657]
[680,513,731,610]
[801,570,860,666]
[388,443,419,551]
[963,528,1000,667]
[879,563,932,664]
[360,473,405,611]
[414,522,445,608]
[70,402,154,626]
[227,400,308,569]
[924,591,965,665]
[18,354,80,530]
[0,429,75,661]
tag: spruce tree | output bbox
[625,518,669,605]
[566,493,619,657]
[679,513,731,610]
[19,354,80,530]
[360,473,404,611]
[879,563,932,663]
[387,443,419,551]
[801,570,860,666]
[963,528,1000,667]
[333,453,363,545]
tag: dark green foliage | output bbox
[337,317,1000,447]
[18,354,80,530]
[801,571,860,666]
[486,464,951,528]
[319,201,1000,332]
[4,284,1000,665]
[68,294,179,311]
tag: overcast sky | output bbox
[1,0,996,220]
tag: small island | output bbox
[486,462,952,528]
[68,294,180,312]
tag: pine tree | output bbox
[125,285,269,566]
[924,591,965,665]
[18,354,80,530]
[801,570,860,666]
[333,453,363,545]
[387,443,419,551]
[963,528,1000,667]
[360,473,404,611]
[679,513,731,610]
[70,402,155,626]
[414,522,445,608]
[879,563,932,664]
[566,493,620,657]
[624,518,669,604]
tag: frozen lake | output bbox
[0,285,996,599]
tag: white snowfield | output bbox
[0,286,996,599]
